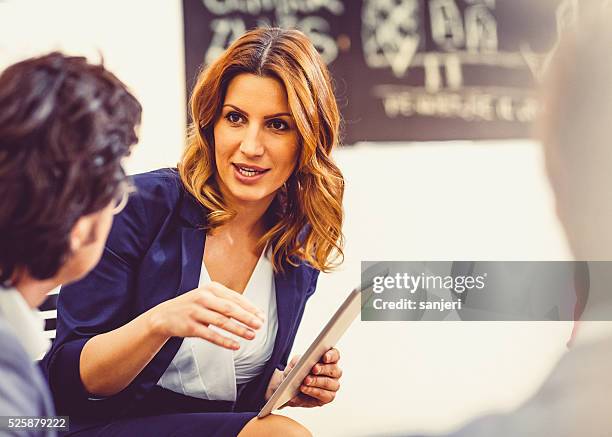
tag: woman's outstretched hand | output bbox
[147,281,266,350]
[265,348,342,408]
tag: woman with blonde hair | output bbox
[42,27,344,436]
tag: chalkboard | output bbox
[183,0,575,143]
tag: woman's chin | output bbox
[227,187,272,205]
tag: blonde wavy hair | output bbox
[178,27,344,272]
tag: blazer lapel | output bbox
[138,194,206,397]
[271,264,300,365]
[177,190,207,296]
[233,263,302,410]
[177,227,206,297]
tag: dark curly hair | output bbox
[0,52,142,286]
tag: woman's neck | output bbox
[222,193,275,237]
[228,207,268,237]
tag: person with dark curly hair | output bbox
[0,52,141,434]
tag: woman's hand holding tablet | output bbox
[265,348,342,408]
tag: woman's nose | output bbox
[239,126,264,157]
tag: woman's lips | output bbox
[232,163,270,184]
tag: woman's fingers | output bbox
[299,385,336,403]
[285,349,343,408]
[188,322,240,350]
[311,363,343,378]
[288,355,301,369]
[207,282,266,321]
[282,355,301,379]
[192,306,257,340]
[152,283,266,344]
[304,375,340,391]
[321,348,340,364]
[196,288,263,330]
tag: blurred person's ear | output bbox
[64,202,115,284]
[69,215,96,252]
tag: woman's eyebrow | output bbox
[263,112,292,119]
[223,104,291,119]
[223,104,247,115]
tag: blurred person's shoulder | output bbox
[0,317,50,416]
[0,316,31,367]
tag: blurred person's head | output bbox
[0,52,141,306]
[179,27,344,272]
[541,10,612,260]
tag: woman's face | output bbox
[213,73,299,209]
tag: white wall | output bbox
[1,2,573,436]
[0,0,187,175]
[287,142,573,436]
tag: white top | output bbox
[157,248,278,401]
[0,287,50,360]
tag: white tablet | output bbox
[257,264,388,418]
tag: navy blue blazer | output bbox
[41,168,319,421]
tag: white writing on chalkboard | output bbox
[361,0,421,78]
[429,0,497,53]
[362,0,584,124]
[362,0,498,79]
[183,0,609,139]
[201,0,344,65]
[375,86,538,123]
[201,0,343,15]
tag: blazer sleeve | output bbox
[41,189,152,417]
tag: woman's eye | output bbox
[226,112,244,124]
[268,119,289,131]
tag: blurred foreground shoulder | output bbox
[0,321,50,417]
